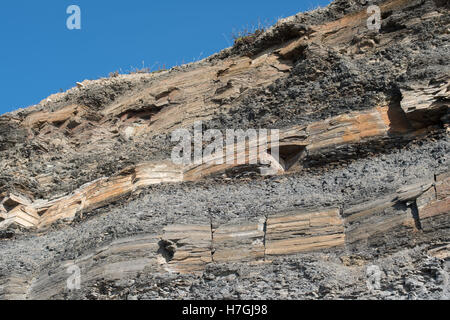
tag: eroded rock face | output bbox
[0,0,449,300]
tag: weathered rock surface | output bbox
[0,0,449,300]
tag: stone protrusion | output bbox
[265,208,345,257]
[161,224,213,274]
[417,173,450,232]
[213,218,266,263]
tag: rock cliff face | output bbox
[0,0,449,300]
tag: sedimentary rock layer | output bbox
[2,95,447,230]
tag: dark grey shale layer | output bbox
[0,0,449,300]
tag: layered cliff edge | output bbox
[0,0,449,300]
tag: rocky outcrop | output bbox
[2,99,447,230]
[0,0,449,300]
[266,209,345,257]
[0,172,447,299]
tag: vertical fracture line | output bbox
[263,215,268,262]
[410,200,422,231]
[210,216,215,263]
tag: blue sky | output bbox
[0,0,331,114]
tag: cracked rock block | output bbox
[343,181,436,249]
[212,218,266,263]
[0,193,35,227]
[28,234,162,300]
[102,54,292,137]
[1,193,32,210]
[38,173,134,228]
[161,224,212,274]
[24,104,88,129]
[133,162,184,187]
[400,78,449,129]
[30,162,183,229]
[305,107,391,156]
[0,276,32,300]
[82,234,162,280]
[183,135,285,181]
[265,208,344,258]
[427,243,450,260]
[1,205,40,228]
[417,172,450,232]
[344,199,416,248]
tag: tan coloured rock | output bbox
[101,54,292,137]
[213,218,266,263]
[161,224,213,274]
[265,208,345,257]
[0,276,32,300]
[1,205,39,229]
[427,243,450,260]
[401,78,449,129]
[344,180,436,244]
[23,105,88,128]
[27,234,163,299]
[417,173,450,231]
